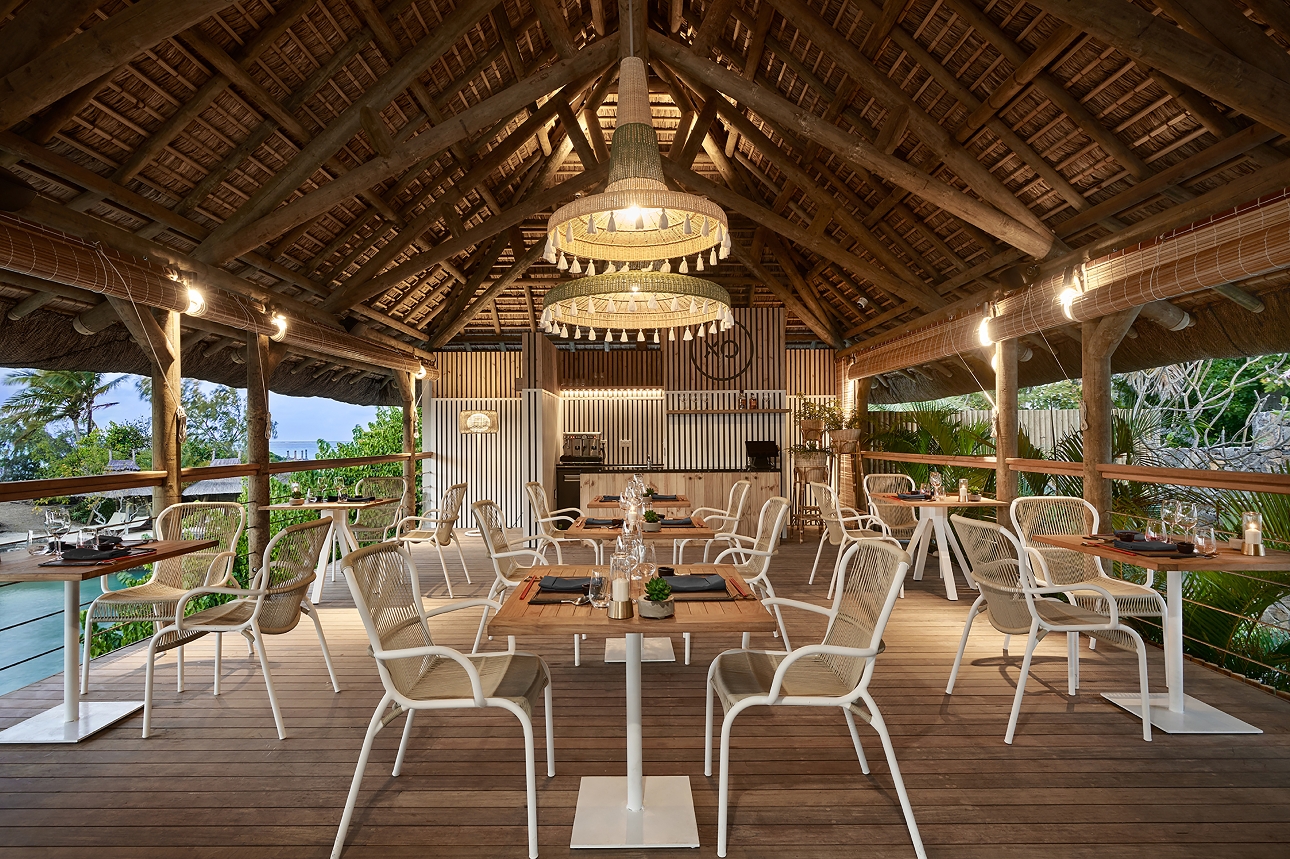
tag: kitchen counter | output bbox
[560,467,784,535]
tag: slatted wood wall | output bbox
[431,350,523,398]
[785,347,837,395]
[558,347,663,389]
[423,395,533,530]
[561,390,665,466]
[520,333,560,392]
[663,307,786,391]
[666,390,788,471]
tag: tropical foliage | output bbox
[868,405,996,495]
[1,370,122,441]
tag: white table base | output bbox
[603,637,676,663]
[1102,692,1262,734]
[0,700,142,744]
[311,509,360,603]
[908,506,972,601]
[570,776,700,848]
[572,632,700,849]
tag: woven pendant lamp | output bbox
[540,272,733,342]
[544,56,729,267]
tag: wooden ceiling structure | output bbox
[1,0,1289,404]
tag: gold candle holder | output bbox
[608,599,634,619]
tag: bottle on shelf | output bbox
[738,390,747,410]
[749,393,759,409]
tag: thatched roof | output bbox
[1,0,1288,402]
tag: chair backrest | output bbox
[473,498,529,582]
[435,483,468,544]
[255,517,332,635]
[726,479,751,521]
[152,502,246,590]
[811,482,845,546]
[863,473,918,536]
[525,482,554,536]
[738,496,790,580]
[354,476,407,530]
[821,539,910,691]
[343,541,436,699]
[949,515,1034,635]
[1010,495,1101,585]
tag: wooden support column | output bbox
[1080,309,1141,525]
[396,370,417,517]
[994,338,1018,504]
[246,334,283,573]
[853,376,870,512]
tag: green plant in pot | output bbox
[794,394,836,443]
[289,481,304,505]
[639,575,674,618]
[642,509,662,532]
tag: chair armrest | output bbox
[766,644,879,700]
[537,514,575,525]
[761,596,833,617]
[551,506,584,516]
[424,598,503,618]
[1029,583,1121,626]
[203,550,238,587]
[493,548,551,566]
[174,586,261,629]
[373,645,486,706]
[712,546,773,564]
[690,506,725,517]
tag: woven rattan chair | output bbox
[471,499,564,655]
[705,538,925,858]
[81,501,245,695]
[707,496,793,653]
[333,541,553,859]
[863,473,919,543]
[1011,496,1166,621]
[140,517,339,739]
[677,478,750,562]
[396,482,471,598]
[349,476,407,545]
[525,481,601,562]
[808,481,883,594]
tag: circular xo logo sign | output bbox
[689,318,754,382]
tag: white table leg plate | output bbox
[0,701,142,744]
[1102,692,1262,734]
[604,637,676,663]
[570,775,700,848]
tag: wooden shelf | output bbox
[666,409,790,415]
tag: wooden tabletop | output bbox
[488,564,776,636]
[588,494,691,508]
[1033,533,1290,572]
[264,498,392,511]
[564,515,716,541]
[0,539,220,583]
[873,493,1007,509]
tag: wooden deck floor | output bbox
[2,533,1288,858]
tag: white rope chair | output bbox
[705,538,925,858]
[708,496,793,653]
[333,541,554,859]
[1011,496,1166,619]
[349,475,407,545]
[81,501,245,695]
[808,481,883,596]
[863,473,919,543]
[525,481,601,562]
[471,499,565,656]
[140,517,339,739]
[676,478,750,562]
[396,482,471,598]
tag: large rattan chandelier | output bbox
[543,56,730,273]
[541,272,732,342]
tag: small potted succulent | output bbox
[638,575,674,619]
[642,510,662,532]
[289,482,305,505]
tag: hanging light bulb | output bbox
[185,287,205,316]
[269,312,287,342]
[414,363,428,380]
[978,313,994,347]
[1059,286,1079,320]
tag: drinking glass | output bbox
[46,509,71,559]
[639,542,657,581]
[588,569,609,608]
[26,530,50,557]
[1178,503,1199,541]
[335,479,347,501]
[1194,527,1218,556]
[929,472,943,498]
[1144,518,1165,543]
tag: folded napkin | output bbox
[600,495,620,502]
[650,494,679,501]
[62,547,133,561]
[349,496,378,503]
[664,574,728,593]
[661,517,694,527]
[538,576,591,593]
[1114,530,1142,542]
[585,517,619,527]
[1113,540,1176,552]
[94,535,123,547]
[896,492,931,501]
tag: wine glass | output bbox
[46,509,71,559]
[1178,502,1199,542]
[929,472,943,498]
[639,542,657,581]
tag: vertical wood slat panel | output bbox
[561,391,665,466]
[431,351,524,398]
[426,396,529,531]
[663,307,786,391]
[665,390,788,471]
[785,347,837,395]
[559,348,663,388]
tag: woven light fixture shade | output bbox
[541,272,732,342]
[545,57,729,269]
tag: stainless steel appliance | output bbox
[561,432,604,463]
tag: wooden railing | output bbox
[0,453,435,503]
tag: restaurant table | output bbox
[265,499,392,603]
[489,563,775,849]
[873,494,1007,600]
[563,515,716,564]
[1034,534,1282,734]
[0,539,218,744]
[587,494,691,510]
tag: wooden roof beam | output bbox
[0,0,106,79]
[727,238,843,347]
[533,0,577,59]
[1155,0,1290,85]
[430,236,546,346]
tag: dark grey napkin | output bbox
[1113,540,1176,552]
[664,574,728,592]
[538,576,591,593]
[661,517,693,527]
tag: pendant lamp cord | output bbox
[628,0,634,57]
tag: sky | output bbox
[0,371,377,448]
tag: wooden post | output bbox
[152,310,182,513]
[246,334,282,573]
[994,338,1018,504]
[396,370,417,517]
[1080,309,1141,525]
[854,376,870,512]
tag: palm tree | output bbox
[1,370,122,441]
